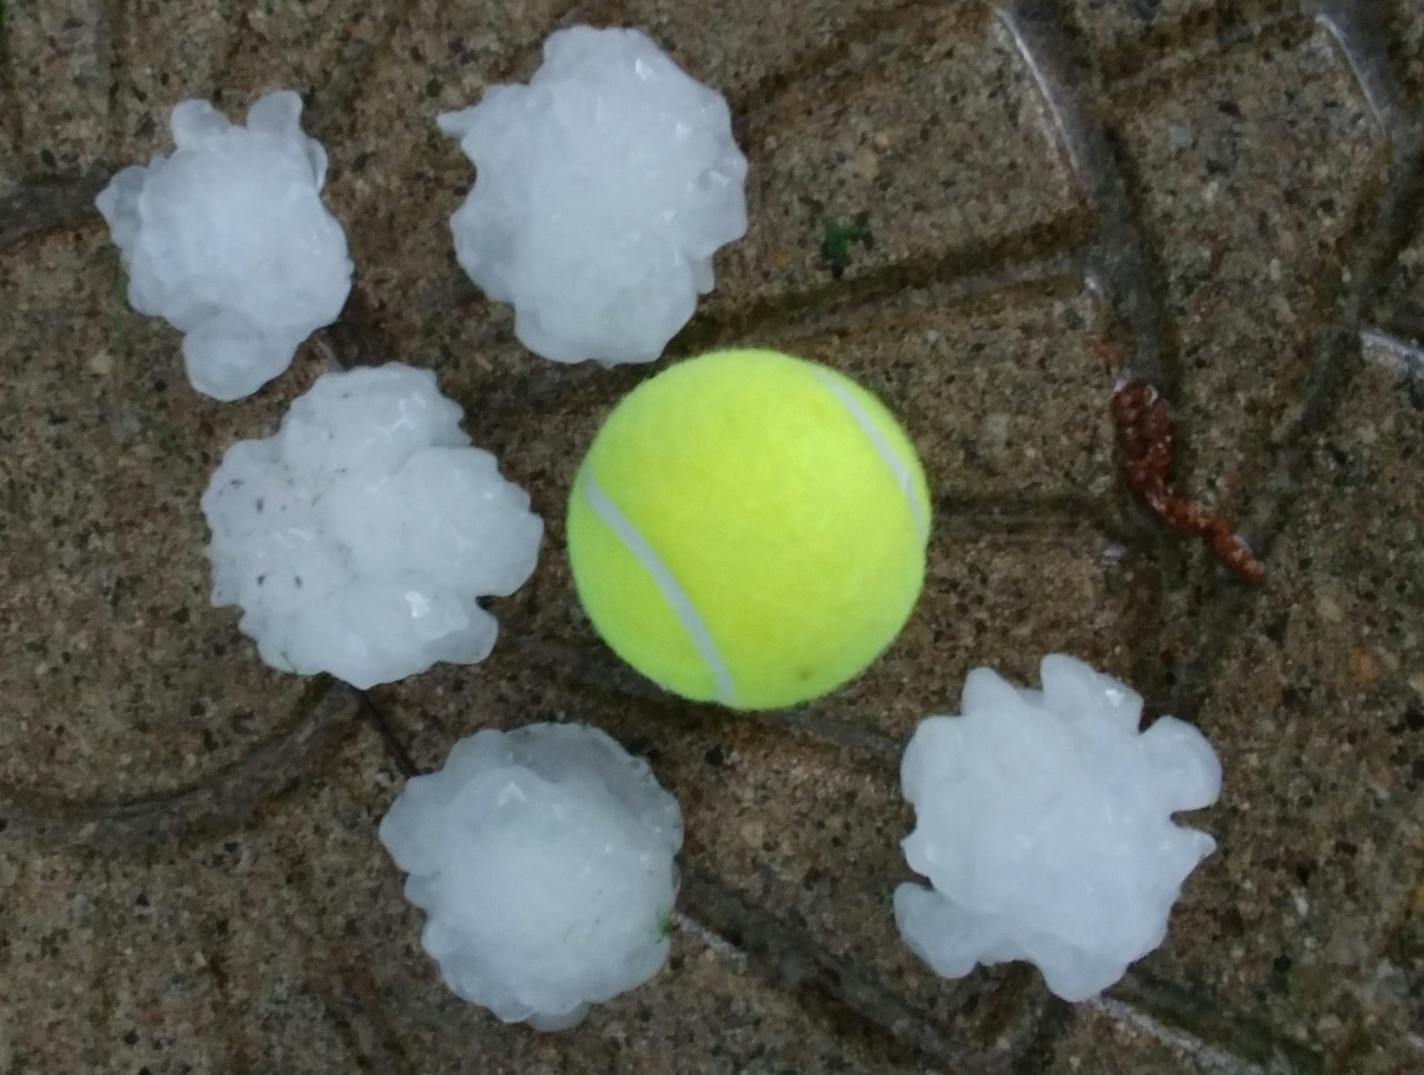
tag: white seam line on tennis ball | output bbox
[814,372,929,541]
[583,476,736,706]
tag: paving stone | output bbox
[3,1,1423,1071]
[1066,0,1294,85]
[5,0,113,177]
[105,1,234,165]
[702,6,1082,311]
[0,228,334,803]
[0,847,110,1074]
[1143,364,1424,1074]
[1107,22,1380,513]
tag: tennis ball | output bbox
[567,348,930,710]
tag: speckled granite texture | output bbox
[1,1,1422,1073]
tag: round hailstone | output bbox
[201,363,542,688]
[895,654,1222,1001]
[438,25,748,365]
[96,90,352,401]
[379,723,683,1030]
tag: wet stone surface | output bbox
[2,0,1423,1072]
[0,229,334,805]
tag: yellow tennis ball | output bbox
[567,348,930,710]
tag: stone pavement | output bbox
[1,0,1421,1072]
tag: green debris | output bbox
[820,212,873,278]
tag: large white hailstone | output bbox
[895,654,1222,1001]
[96,90,352,401]
[201,363,542,688]
[438,26,748,365]
[379,723,683,1030]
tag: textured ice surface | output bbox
[201,364,541,688]
[895,654,1222,1001]
[438,26,748,364]
[379,723,683,1030]
[96,91,352,401]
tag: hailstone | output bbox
[895,654,1222,1001]
[96,90,352,401]
[438,26,748,365]
[379,723,683,1030]
[201,363,541,688]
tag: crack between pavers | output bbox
[0,680,361,847]
[678,867,1045,1075]
[0,171,110,248]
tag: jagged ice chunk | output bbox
[96,91,352,401]
[379,723,683,1030]
[895,654,1222,1001]
[201,364,541,688]
[438,26,748,365]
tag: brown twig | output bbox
[1111,382,1264,585]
